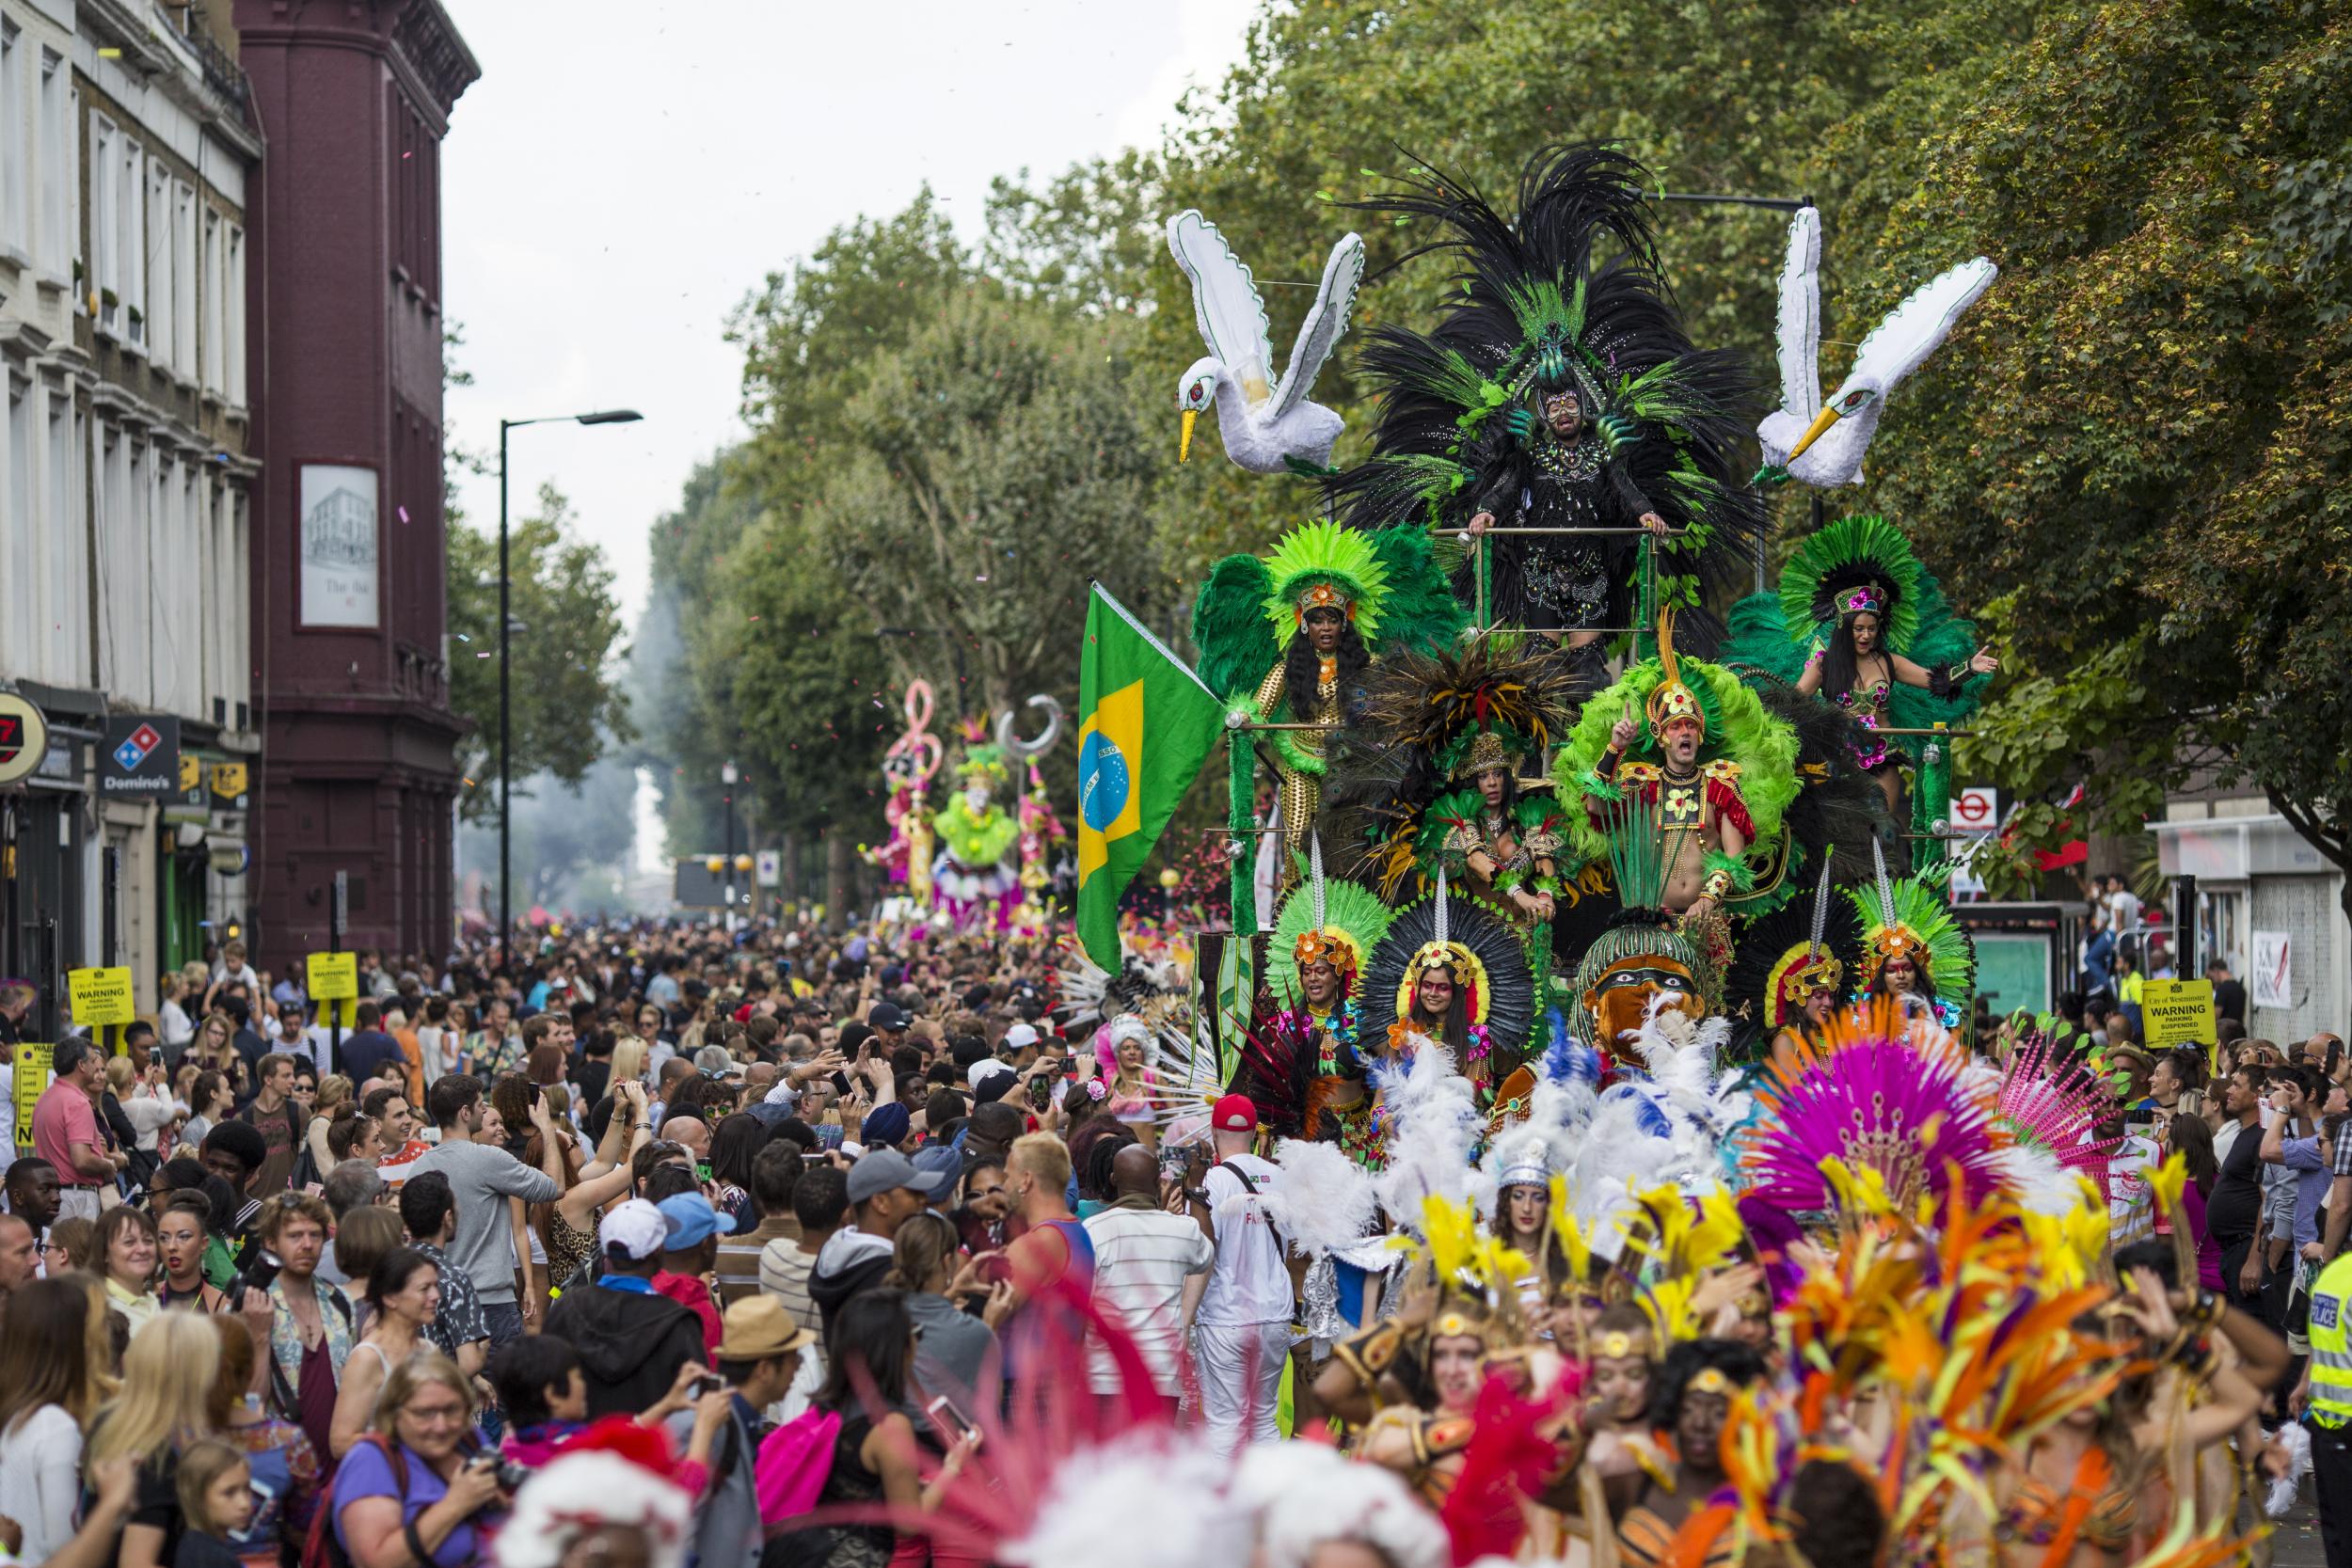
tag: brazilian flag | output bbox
[1076,583,1227,969]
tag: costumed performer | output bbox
[1191,519,1463,894]
[1555,611,1800,981]
[930,723,1022,931]
[1263,837,1394,1168]
[1331,145,1763,685]
[1362,868,1535,1101]
[1722,515,1996,824]
[1850,841,1978,1033]
[1722,857,1861,1058]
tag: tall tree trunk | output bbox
[780,829,801,906]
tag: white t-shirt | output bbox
[1084,1204,1215,1394]
[1196,1154,1290,1327]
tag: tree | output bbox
[446,483,635,821]
[1850,0,2352,916]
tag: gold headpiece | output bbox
[1295,580,1354,621]
[1411,942,1471,983]
[1687,1368,1735,1397]
[1597,1329,1645,1360]
[1295,930,1351,972]
[1645,610,1706,740]
[1431,1307,1493,1341]
[1451,729,1515,782]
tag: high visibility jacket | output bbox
[2309,1252,2352,1430]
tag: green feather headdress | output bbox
[1260,520,1391,642]
[1778,515,1927,656]
[1848,841,1976,1006]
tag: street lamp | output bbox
[499,409,643,957]
[721,760,739,930]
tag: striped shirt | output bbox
[1083,1201,1214,1395]
[760,1237,823,1338]
[718,1214,800,1307]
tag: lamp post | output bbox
[722,760,739,931]
[499,408,643,959]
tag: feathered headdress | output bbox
[1328,144,1766,639]
[1363,871,1537,1065]
[1645,610,1705,737]
[1266,835,1391,1001]
[1850,840,1977,1007]
[1778,515,1927,654]
[1740,1000,2005,1220]
[1989,1022,2125,1216]
[1260,518,1391,637]
[1724,854,1865,1045]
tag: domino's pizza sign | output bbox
[101,715,181,798]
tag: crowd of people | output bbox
[0,911,2347,1568]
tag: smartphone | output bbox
[528,1082,543,1105]
[926,1394,983,1447]
[696,1162,714,1183]
[689,1373,726,1401]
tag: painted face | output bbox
[1545,394,1582,437]
[1478,768,1508,809]
[1883,954,1918,992]
[1301,958,1341,1009]
[1583,958,1702,1051]
[1413,967,1455,1022]
[964,782,992,813]
[1591,1348,1653,1425]
[1504,1183,1546,1239]
[1661,718,1702,767]
[1850,611,1881,654]
[1430,1334,1485,1412]
[1303,605,1344,655]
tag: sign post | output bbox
[329,871,348,1072]
[2141,978,2217,1050]
[1951,786,1999,835]
[67,965,136,1057]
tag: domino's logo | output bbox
[113,722,163,772]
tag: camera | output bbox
[228,1248,284,1302]
[472,1454,532,1492]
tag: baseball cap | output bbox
[911,1144,963,1192]
[972,1070,1019,1106]
[601,1198,670,1262]
[846,1148,957,1206]
[656,1192,738,1249]
[1003,1022,1041,1052]
[693,1045,740,1079]
[868,1002,910,1032]
[967,1059,1016,1091]
[1213,1092,1258,1132]
[715,1295,818,1361]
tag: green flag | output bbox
[1075,582,1228,969]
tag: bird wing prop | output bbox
[1267,230,1365,422]
[1774,206,1824,424]
[1845,254,1999,394]
[1167,210,1275,408]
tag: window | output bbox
[119,136,146,349]
[147,163,172,370]
[47,387,85,687]
[90,114,116,325]
[2,22,22,257]
[225,223,246,404]
[200,209,222,390]
[173,182,197,373]
[37,51,70,278]
[5,377,29,676]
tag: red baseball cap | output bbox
[1213,1092,1257,1132]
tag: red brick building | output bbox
[234,0,477,967]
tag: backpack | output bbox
[753,1408,842,1525]
[300,1433,407,1568]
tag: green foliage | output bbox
[447,483,634,823]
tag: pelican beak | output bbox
[1785,404,1842,463]
[1179,407,1198,465]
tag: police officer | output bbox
[2296,1248,2352,1566]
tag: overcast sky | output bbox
[440,0,1262,630]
